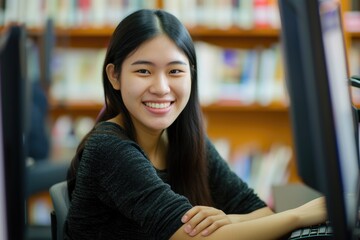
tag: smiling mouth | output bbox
[144,102,172,109]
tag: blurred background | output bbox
[1,0,360,239]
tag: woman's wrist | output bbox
[227,207,274,224]
[227,214,245,223]
[282,209,302,229]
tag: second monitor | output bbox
[279,0,360,239]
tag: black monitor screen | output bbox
[279,0,360,239]
[319,0,359,228]
[0,25,26,240]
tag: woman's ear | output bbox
[106,63,120,90]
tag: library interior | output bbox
[1,0,360,239]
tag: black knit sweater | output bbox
[64,122,266,239]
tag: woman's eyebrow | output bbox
[131,60,188,66]
[131,60,154,66]
[167,60,188,66]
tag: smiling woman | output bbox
[64,9,327,240]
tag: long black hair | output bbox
[67,9,213,206]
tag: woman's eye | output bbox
[169,69,183,74]
[137,69,150,74]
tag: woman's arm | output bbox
[180,206,273,236]
[227,206,274,223]
[171,197,327,240]
[172,209,298,240]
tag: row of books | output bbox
[212,138,292,206]
[2,0,158,27]
[196,42,287,106]
[163,0,280,29]
[50,47,106,103]
[49,43,288,106]
[1,0,280,29]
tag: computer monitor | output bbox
[0,25,27,240]
[279,0,360,239]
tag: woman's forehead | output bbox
[124,35,189,66]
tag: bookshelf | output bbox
[31,26,280,49]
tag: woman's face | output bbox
[114,35,192,134]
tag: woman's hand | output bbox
[181,206,232,237]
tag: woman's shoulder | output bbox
[85,121,141,154]
[92,121,128,138]
[83,122,148,165]
[86,121,129,143]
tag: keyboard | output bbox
[288,222,334,239]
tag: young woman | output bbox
[65,9,327,240]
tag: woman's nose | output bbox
[149,74,170,95]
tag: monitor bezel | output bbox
[279,0,359,239]
[0,25,27,240]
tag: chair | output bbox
[26,161,68,240]
[49,181,70,240]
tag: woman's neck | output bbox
[107,114,167,170]
[137,130,167,170]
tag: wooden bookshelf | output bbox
[189,26,280,48]
[349,31,360,41]
[48,100,289,118]
[27,26,280,49]
[48,100,289,119]
[48,100,104,121]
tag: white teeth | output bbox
[145,102,171,109]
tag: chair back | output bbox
[49,181,70,240]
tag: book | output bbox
[195,41,286,105]
[273,44,287,104]
[236,0,254,29]
[253,0,270,29]
[238,48,260,105]
[217,48,247,102]
[195,41,222,105]
[256,45,277,106]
